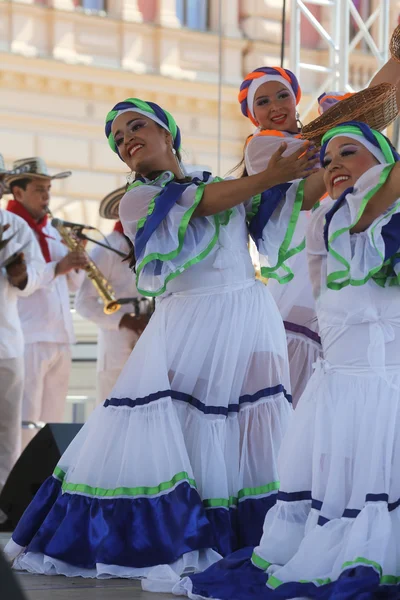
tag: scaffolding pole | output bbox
[289,0,390,121]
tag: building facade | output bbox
[1,0,398,227]
[0,0,398,416]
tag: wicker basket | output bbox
[301,83,398,144]
[390,24,400,63]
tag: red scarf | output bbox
[113,220,124,234]
[7,199,53,262]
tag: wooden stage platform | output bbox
[1,534,175,600]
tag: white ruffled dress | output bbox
[246,132,322,407]
[5,170,292,591]
[176,163,400,599]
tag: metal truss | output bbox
[290,0,390,120]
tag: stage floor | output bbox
[16,573,176,600]
[1,534,175,600]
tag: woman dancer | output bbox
[177,110,400,599]
[238,67,325,407]
[5,98,318,590]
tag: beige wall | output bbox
[0,0,249,231]
[1,0,397,229]
[2,0,397,417]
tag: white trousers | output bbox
[97,368,124,405]
[0,357,24,490]
[22,342,71,449]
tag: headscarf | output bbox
[320,121,400,166]
[105,98,182,159]
[238,67,301,127]
[317,92,354,115]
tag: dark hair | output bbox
[122,234,136,270]
[10,178,32,192]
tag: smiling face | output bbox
[111,111,180,178]
[253,81,298,132]
[322,136,380,199]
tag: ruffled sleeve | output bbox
[245,134,307,284]
[119,171,229,296]
[324,163,400,289]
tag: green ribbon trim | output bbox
[60,470,197,499]
[247,193,262,222]
[251,551,271,571]
[53,467,66,482]
[267,556,397,589]
[260,179,306,284]
[203,481,280,509]
[55,466,278,508]
[135,177,232,297]
[326,164,398,290]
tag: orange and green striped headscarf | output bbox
[238,67,301,127]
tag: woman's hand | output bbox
[265,142,320,187]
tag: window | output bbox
[176,0,209,31]
[74,0,106,11]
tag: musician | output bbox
[75,186,150,403]
[0,155,47,498]
[5,157,87,448]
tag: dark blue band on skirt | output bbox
[275,490,400,531]
[188,557,400,600]
[277,490,311,503]
[283,321,321,345]
[12,475,62,548]
[13,476,216,569]
[12,477,279,566]
[205,492,278,556]
[237,494,278,547]
[104,385,292,413]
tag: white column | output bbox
[158,0,180,28]
[52,0,75,9]
[121,0,144,22]
[220,0,241,38]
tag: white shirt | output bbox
[17,221,84,345]
[75,230,140,372]
[0,209,45,359]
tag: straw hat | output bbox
[0,153,30,177]
[301,83,398,144]
[4,157,71,186]
[99,186,126,220]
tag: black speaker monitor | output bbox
[0,423,82,532]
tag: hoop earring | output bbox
[296,111,303,132]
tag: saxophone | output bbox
[48,210,121,315]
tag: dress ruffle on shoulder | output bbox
[324,163,400,289]
[246,180,306,284]
[244,133,311,284]
[119,172,232,297]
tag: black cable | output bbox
[280,0,287,68]
[76,230,128,258]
